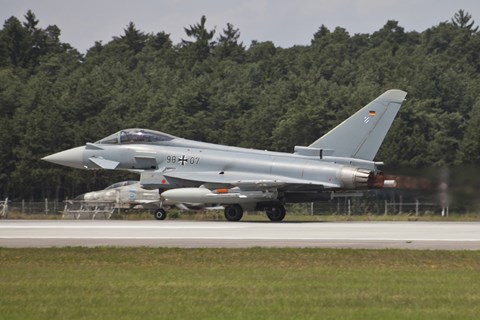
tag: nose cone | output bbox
[41,146,86,169]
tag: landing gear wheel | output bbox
[154,208,167,220]
[266,205,286,222]
[224,205,244,221]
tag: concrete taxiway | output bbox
[1,220,480,250]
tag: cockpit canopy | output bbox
[104,181,138,190]
[95,129,175,145]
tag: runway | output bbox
[1,220,480,250]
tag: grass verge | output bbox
[4,210,480,221]
[0,247,479,320]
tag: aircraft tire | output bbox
[154,208,167,220]
[224,204,243,221]
[266,205,286,222]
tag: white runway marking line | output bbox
[1,236,480,242]
[0,225,244,229]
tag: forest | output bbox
[1,9,480,201]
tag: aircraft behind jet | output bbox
[76,180,159,206]
[43,89,407,221]
[74,180,220,218]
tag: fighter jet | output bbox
[42,89,407,221]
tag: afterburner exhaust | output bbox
[339,167,391,189]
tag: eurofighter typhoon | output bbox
[42,90,407,221]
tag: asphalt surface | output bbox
[1,220,480,250]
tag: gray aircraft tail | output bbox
[309,89,407,160]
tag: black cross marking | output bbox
[178,155,188,166]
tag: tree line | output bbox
[1,9,480,200]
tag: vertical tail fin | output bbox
[309,89,407,160]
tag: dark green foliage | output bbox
[214,23,245,62]
[1,10,480,200]
[452,9,479,33]
[459,99,480,164]
[182,15,216,63]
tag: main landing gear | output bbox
[224,204,244,221]
[265,205,286,222]
[153,204,287,222]
[154,208,167,220]
[223,204,286,222]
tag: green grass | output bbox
[118,210,480,222]
[5,209,480,221]
[0,248,479,319]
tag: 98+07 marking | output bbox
[166,155,200,166]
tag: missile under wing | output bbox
[42,89,407,221]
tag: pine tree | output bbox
[451,9,478,33]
